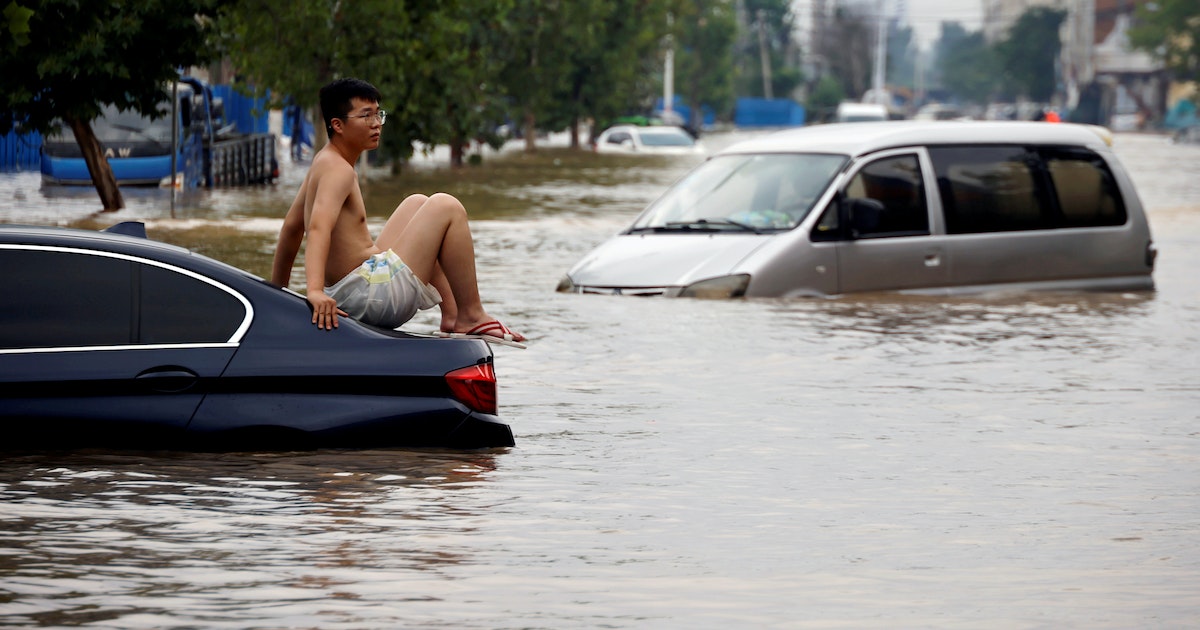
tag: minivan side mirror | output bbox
[840,197,885,239]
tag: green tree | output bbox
[673,0,737,128]
[1129,0,1200,97]
[3,1,32,50]
[736,0,801,99]
[814,4,873,102]
[995,7,1066,102]
[546,0,668,148]
[216,0,511,168]
[495,0,581,152]
[805,75,845,122]
[0,0,223,210]
[935,25,1000,104]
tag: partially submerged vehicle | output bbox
[594,124,702,155]
[559,121,1155,298]
[40,77,277,188]
[0,223,513,450]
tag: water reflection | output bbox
[0,449,500,627]
[1,131,1199,628]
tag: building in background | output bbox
[983,0,1167,127]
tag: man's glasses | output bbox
[345,110,387,125]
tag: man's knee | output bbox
[428,192,467,217]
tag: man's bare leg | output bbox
[381,193,525,341]
[377,194,456,331]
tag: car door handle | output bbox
[924,252,942,267]
[135,367,200,393]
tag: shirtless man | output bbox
[270,78,525,347]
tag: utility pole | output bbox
[664,12,674,114]
[869,0,888,103]
[757,9,773,99]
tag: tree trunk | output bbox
[450,133,465,167]
[66,115,124,211]
[523,109,537,153]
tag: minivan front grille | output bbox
[577,286,668,297]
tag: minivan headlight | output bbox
[678,274,750,299]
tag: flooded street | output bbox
[2,131,1199,628]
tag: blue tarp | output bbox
[210,84,271,134]
[1165,99,1198,130]
[734,98,805,127]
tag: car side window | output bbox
[1,249,134,349]
[139,264,245,344]
[930,146,1055,234]
[607,131,632,145]
[1042,148,1127,227]
[0,248,245,350]
[812,153,929,240]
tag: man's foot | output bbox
[438,319,526,348]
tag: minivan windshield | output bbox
[629,153,847,233]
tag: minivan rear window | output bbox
[930,145,1126,234]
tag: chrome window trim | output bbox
[0,342,239,356]
[0,243,254,349]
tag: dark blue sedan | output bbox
[0,222,514,449]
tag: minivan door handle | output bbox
[135,366,200,393]
[924,252,942,267]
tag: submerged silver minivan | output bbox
[558,121,1156,298]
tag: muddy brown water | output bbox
[1,131,1198,628]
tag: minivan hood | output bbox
[567,233,767,288]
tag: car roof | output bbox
[719,121,1113,157]
[0,223,191,256]
[0,223,261,283]
[602,124,688,135]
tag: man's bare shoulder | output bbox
[309,147,356,180]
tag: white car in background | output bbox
[594,125,702,155]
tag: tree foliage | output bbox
[736,0,801,99]
[672,0,737,128]
[813,4,874,102]
[931,7,1067,105]
[935,24,1000,104]
[995,7,1066,102]
[216,0,511,167]
[1129,0,1200,87]
[0,0,224,209]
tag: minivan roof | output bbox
[721,121,1112,157]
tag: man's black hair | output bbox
[319,78,382,136]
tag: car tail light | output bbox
[445,363,497,414]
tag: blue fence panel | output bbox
[734,98,805,127]
[211,84,271,134]
[0,129,42,172]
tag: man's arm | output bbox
[270,188,306,288]
[303,166,356,330]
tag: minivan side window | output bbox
[930,145,1127,234]
[1043,148,1127,227]
[930,146,1052,234]
[813,154,929,240]
[0,248,245,350]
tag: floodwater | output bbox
[1,131,1199,628]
